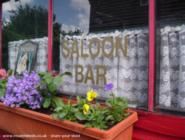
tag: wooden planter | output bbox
[0,102,138,140]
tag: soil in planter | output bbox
[35,108,53,115]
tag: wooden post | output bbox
[48,0,53,72]
[148,0,156,111]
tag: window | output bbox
[54,0,149,108]
[52,0,90,71]
[2,0,48,72]
[2,0,185,113]
[155,0,185,112]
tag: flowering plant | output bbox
[38,71,71,109]
[2,72,42,109]
[0,70,71,110]
[52,83,129,130]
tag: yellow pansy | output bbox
[86,89,98,102]
[83,104,90,115]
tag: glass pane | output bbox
[53,0,90,71]
[2,0,48,72]
[54,0,149,108]
[156,0,185,112]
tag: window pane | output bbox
[54,0,149,108]
[156,0,185,112]
[2,0,48,72]
[53,0,90,71]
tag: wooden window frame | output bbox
[48,0,53,72]
[148,0,155,111]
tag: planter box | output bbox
[0,102,138,140]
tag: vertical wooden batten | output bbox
[148,0,156,111]
[48,0,53,71]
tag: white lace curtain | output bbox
[159,25,185,109]
[60,25,185,110]
[60,30,148,108]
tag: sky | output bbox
[2,0,90,32]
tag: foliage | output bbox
[105,95,129,127]
[61,28,82,36]
[5,4,48,40]
[0,79,7,98]
[38,71,71,109]
[52,83,129,130]
[52,100,77,122]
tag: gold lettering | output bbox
[115,36,128,57]
[84,65,95,84]
[61,39,70,58]
[75,65,84,83]
[102,37,114,58]
[81,39,89,58]
[89,38,101,59]
[71,40,79,58]
[96,65,107,85]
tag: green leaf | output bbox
[7,69,13,76]
[75,113,86,121]
[43,98,51,108]
[52,113,58,119]
[77,96,81,103]
[48,83,57,93]
[58,112,67,119]
[42,73,52,84]
[45,77,52,85]
[105,115,114,121]
[38,72,47,77]
[54,106,63,112]
[52,97,64,107]
[39,72,50,79]
[0,89,5,97]
[84,123,93,128]
[53,76,63,87]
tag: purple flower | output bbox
[104,83,113,91]
[2,71,43,109]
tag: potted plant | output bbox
[0,69,138,140]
